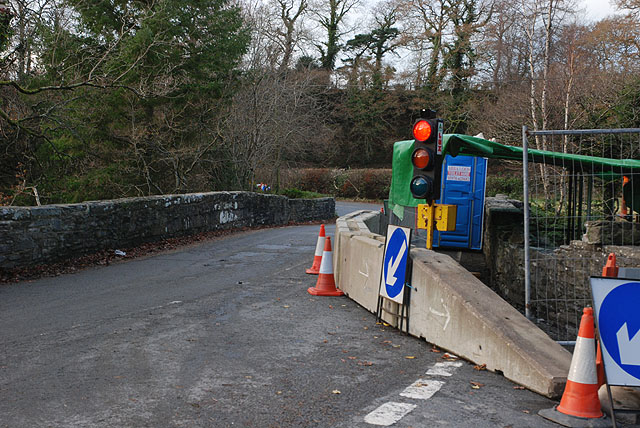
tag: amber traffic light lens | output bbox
[413,120,432,142]
[412,148,432,169]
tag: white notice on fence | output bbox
[447,165,471,182]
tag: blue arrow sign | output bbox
[599,281,640,378]
[383,227,410,301]
[592,277,640,386]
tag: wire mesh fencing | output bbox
[523,127,640,342]
[387,203,429,247]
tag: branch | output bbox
[0,80,143,97]
[0,105,67,158]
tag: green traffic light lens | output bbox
[410,176,433,199]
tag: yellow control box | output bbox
[417,204,457,232]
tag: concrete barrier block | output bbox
[336,234,384,313]
[334,209,572,399]
[407,249,570,398]
[334,229,356,288]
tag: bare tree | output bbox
[270,0,309,71]
[239,0,281,70]
[403,0,451,89]
[221,69,333,190]
[312,0,359,71]
[343,0,405,88]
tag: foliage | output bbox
[281,168,392,200]
[279,188,328,199]
[1,0,639,206]
[0,0,249,205]
[486,174,524,200]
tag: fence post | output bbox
[522,125,532,320]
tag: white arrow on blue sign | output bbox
[591,277,640,386]
[380,226,411,304]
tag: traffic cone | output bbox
[306,225,326,275]
[596,253,618,388]
[602,253,618,278]
[307,237,344,297]
[596,341,605,388]
[539,307,609,427]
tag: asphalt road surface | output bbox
[1,201,572,427]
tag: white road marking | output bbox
[399,379,445,400]
[364,402,417,426]
[363,353,464,425]
[426,361,464,377]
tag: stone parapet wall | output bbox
[483,196,526,309]
[483,196,640,337]
[0,192,335,269]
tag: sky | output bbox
[582,0,617,21]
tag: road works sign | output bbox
[379,226,411,304]
[591,277,640,386]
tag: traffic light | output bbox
[409,114,444,202]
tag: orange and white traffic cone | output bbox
[306,225,326,275]
[307,236,344,297]
[602,253,618,278]
[539,307,609,427]
[597,253,618,388]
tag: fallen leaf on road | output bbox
[358,361,374,366]
[341,359,346,363]
[348,356,357,360]
[474,364,487,371]
[405,356,416,359]
[276,391,282,395]
[283,305,290,308]
[363,326,369,330]
[392,344,401,348]
[383,340,392,344]
[522,410,530,414]
[332,390,341,394]
[513,386,525,390]
[442,353,459,361]
[470,382,484,389]
[323,340,328,343]
[329,305,334,309]
[430,346,441,353]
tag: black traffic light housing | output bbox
[409,111,444,202]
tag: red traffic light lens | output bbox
[413,120,432,142]
[412,148,433,170]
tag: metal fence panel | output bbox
[523,127,640,342]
